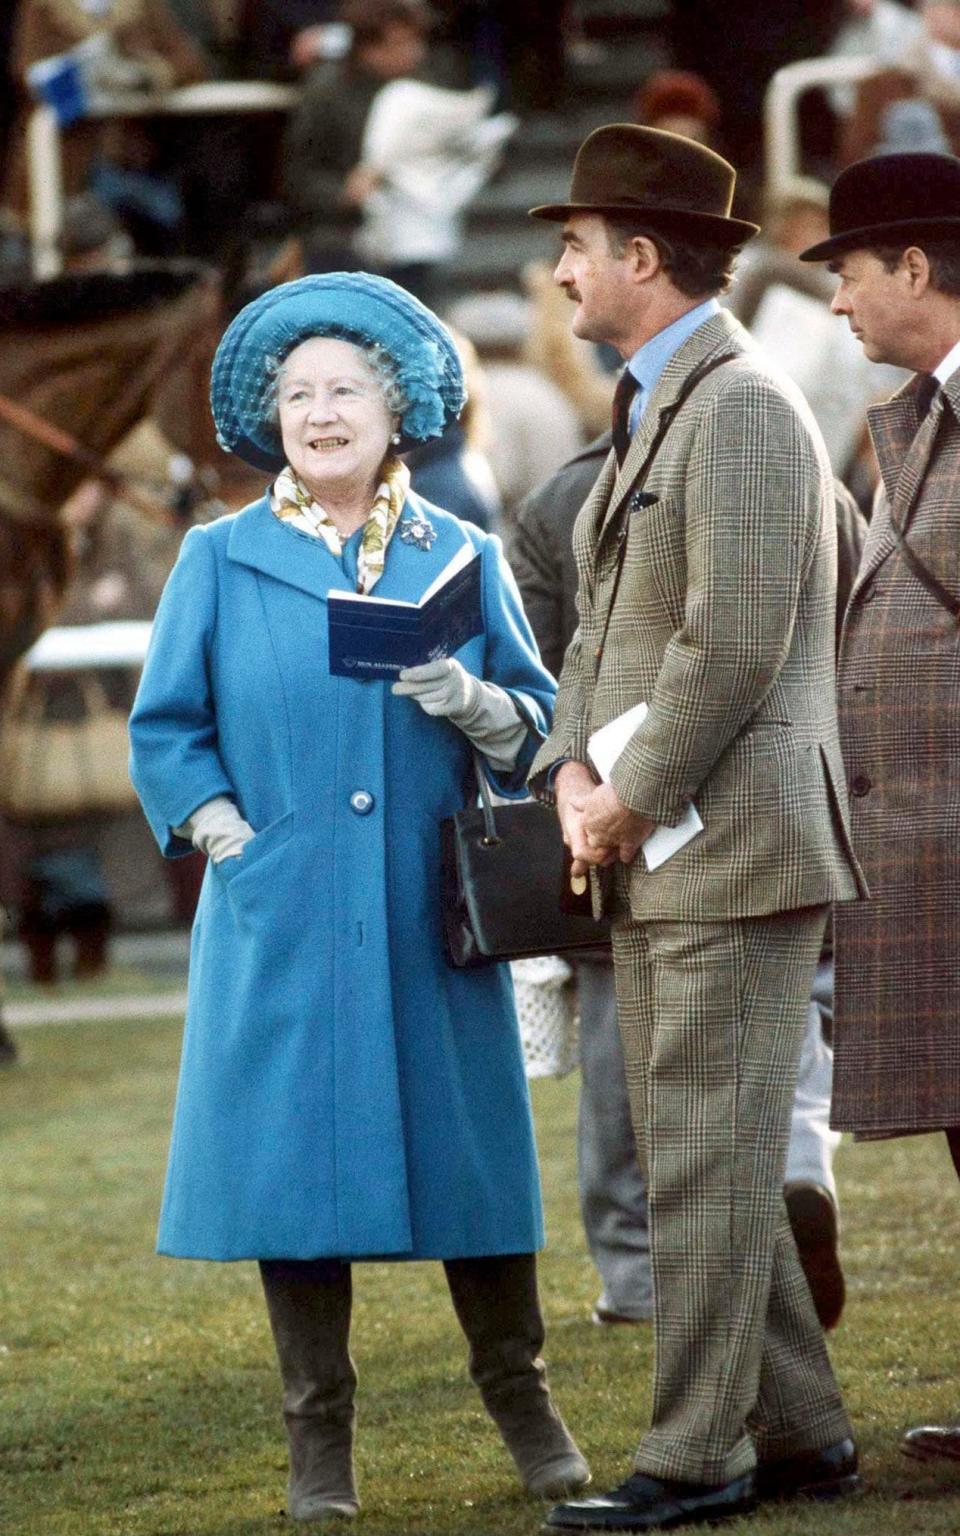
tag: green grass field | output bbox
[3,1008,960,1536]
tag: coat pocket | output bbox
[619,494,686,619]
[216,810,296,922]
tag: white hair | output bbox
[262,336,409,425]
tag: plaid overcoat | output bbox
[833,371,960,1136]
[530,308,865,922]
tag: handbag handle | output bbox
[472,749,502,846]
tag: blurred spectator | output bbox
[12,478,118,986]
[444,289,584,553]
[410,2,573,111]
[241,1,343,79]
[70,431,221,924]
[523,261,615,440]
[164,0,218,52]
[13,0,209,92]
[404,419,499,532]
[479,1,570,112]
[633,70,723,147]
[729,179,838,321]
[281,0,431,274]
[0,262,222,993]
[632,67,759,225]
[670,0,845,178]
[406,329,501,531]
[840,0,960,162]
[829,0,923,115]
[354,77,514,305]
[427,1,501,91]
[4,0,209,232]
[729,178,907,481]
[0,859,19,1060]
[4,426,223,974]
[74,433,216,622]
[0,213,30,287]
[60,192,134,270]
[9,436,219,981]
[17,845,114,984]
[0,6,17,181]
[759,179,836,260]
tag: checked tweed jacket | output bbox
[833,370,960,1138]
[529,306,865,1484]
[529,308,866,921]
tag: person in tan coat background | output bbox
[526,125,867,1532]
[801,148,960,1469]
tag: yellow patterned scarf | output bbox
[270,458,410,594]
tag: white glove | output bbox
[392,658,528,770]
[175,795,255,864]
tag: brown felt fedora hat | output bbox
[529,123,759,245]
[799,152,960,262]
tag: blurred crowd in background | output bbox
[0,0,952,986]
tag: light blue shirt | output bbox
[626,297,720,435]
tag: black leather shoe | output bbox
[543,1471,756,1530]
[591,1306,650,1327]
[902,1425,960,1462]
[755,1438,861,1502]
[784,1182,845,1330]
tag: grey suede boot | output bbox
[444,1254,590,1498]
[260,1259,359,1521]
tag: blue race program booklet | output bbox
[328,543,483,680]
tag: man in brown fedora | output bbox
[527,124,866,1529]
[800,151,960,1467]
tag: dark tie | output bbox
[916,373,940,417]
[612,368,639,465]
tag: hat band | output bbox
[571,194,731,218]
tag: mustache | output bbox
[565,286,582,303]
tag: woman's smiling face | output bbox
[276,336,396,505]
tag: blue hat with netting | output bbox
[210,272,465,471]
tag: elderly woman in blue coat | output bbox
[128,273,589,1522]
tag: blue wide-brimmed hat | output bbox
[210,272,465,471]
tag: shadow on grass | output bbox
[191,1523,287,1535]
[4,1361,553,1534]
[10,1355,960,1536]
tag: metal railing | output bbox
[763,55,881,205]
[27,80,297,279]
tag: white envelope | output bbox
[587,702,704,872]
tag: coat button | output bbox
[850,774,872,798]
[349,789,375,815]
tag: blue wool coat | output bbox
[129,491,555,1262]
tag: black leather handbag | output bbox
[440,754,610,968]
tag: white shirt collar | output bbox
[933,337,960,386]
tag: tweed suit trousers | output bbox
[610,903,851,1485]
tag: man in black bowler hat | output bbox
[800,151,960,1468]
[527,123,866,1530]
